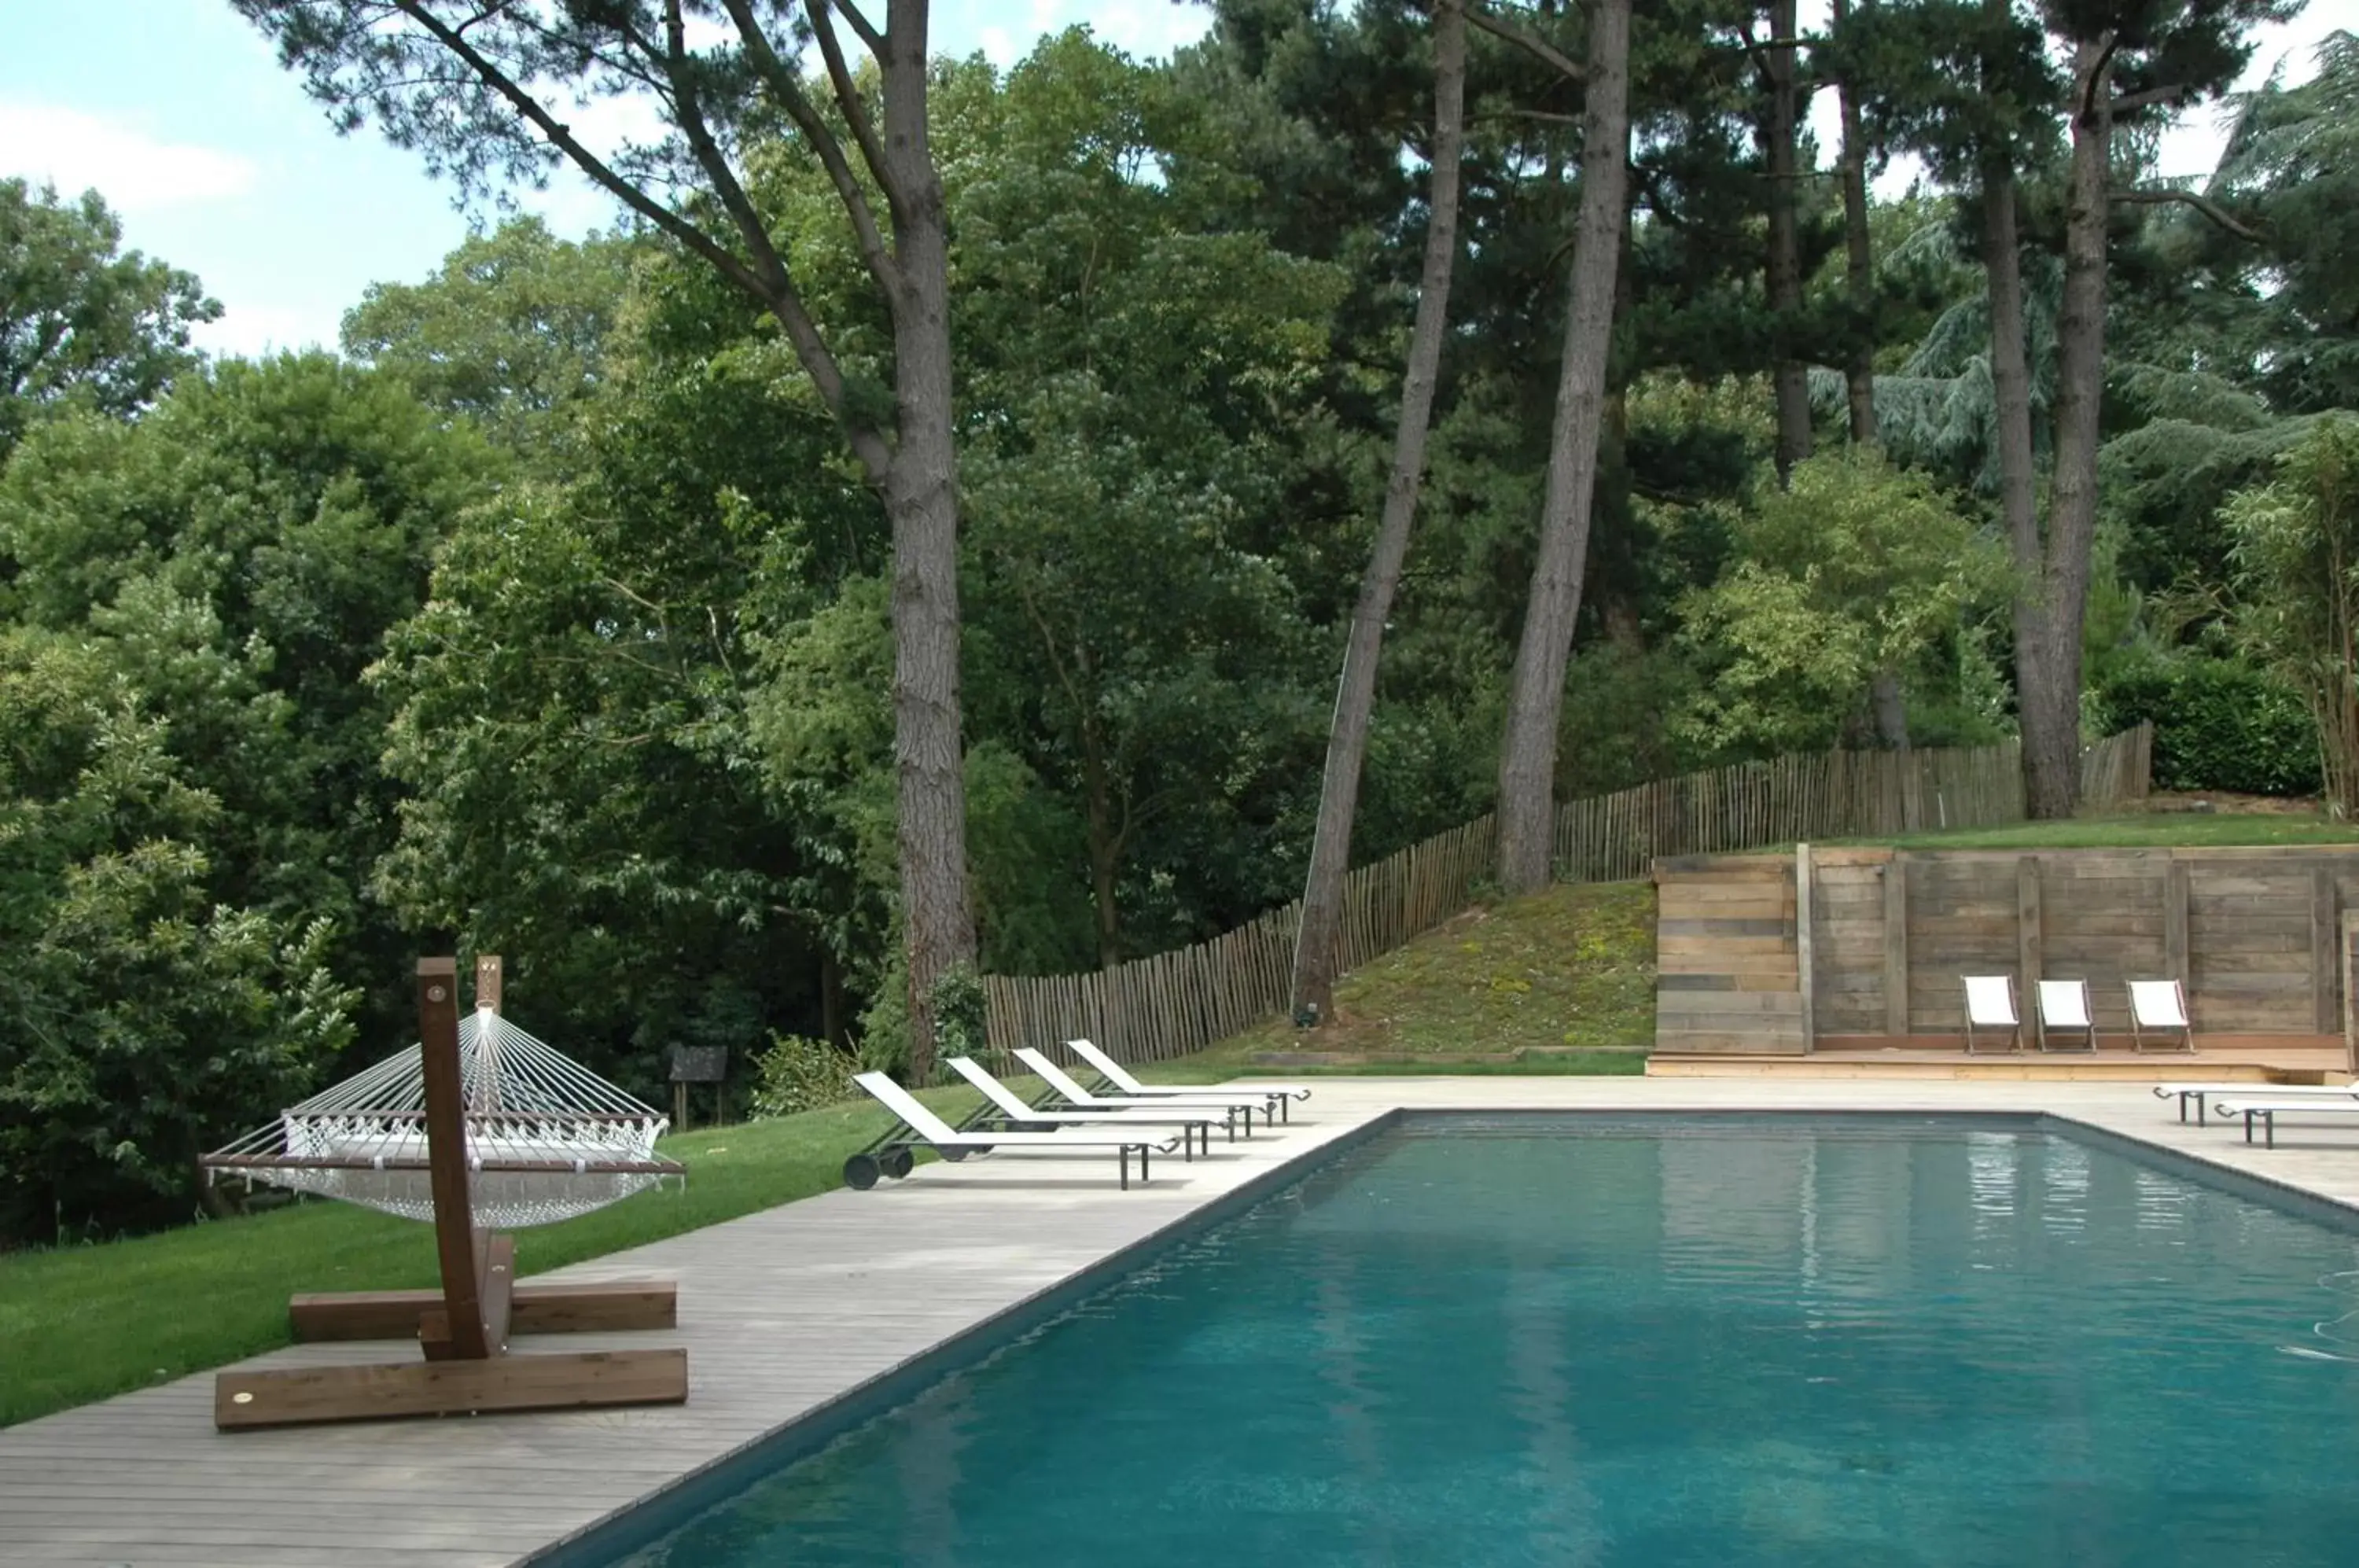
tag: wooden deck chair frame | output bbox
[212,958,686,1430]
[2035,978,2097,1054]
[1961,974,2022,1055]
[2127,978,2195,1054]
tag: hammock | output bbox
[204,1007,681,1229]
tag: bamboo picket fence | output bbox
[982,724,2155,1064]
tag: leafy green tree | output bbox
[234,0,982,1081]
[2228,415,2359,815]
[0,625,355,1244]
[1676,447,2009,756]
[341,216,638,466]
[940,33,1344,964]
[0,179,219,461]
[0,354,495,1040]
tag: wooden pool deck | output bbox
[11,1076,2359,1567]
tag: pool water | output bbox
[610,1117,2359,1567]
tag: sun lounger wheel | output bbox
[940,1146,970,1161]
[843,1152,882,1190]
[882,1147,915,1180]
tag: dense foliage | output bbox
[3,13,2355,1242]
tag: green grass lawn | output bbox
[1853,810,2359,851]
[0,1085,989,1430]
[1150,881,1657,1080]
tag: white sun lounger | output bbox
[2036,978,2096,1053]
[852,1072,1178,1190]
[2208,1095,2359,1149]
[2127,979,2193,1053]
[1963,975,2021,1055]
[2153,1081,2359,1127]
[946,1057,1222,1155]
[1014,1048,1273,1133]
[1066,1037,1311,1124]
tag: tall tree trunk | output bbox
[881,0,976,1082]
[1982,153,2047,816]
[1763,0,1812,480]
[1833,0,1878,447]
[1832,0,1905,775]
[2019,37,2115,821]
[1083,727,1124,970]
[1496,0,1634,894]
[1288,0,1470,1024]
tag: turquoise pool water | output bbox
[609,1117,2359,1566]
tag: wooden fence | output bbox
[982,725,2155,1063]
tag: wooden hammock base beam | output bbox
[213,1348,688,1430]
[289,1279,680,1342]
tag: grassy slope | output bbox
[1856,812,2359,851]
[0,1086,990,1429]
[1147,881,1658,1080]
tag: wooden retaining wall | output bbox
[1656,842,2359,1063]
[990,726,2151,1065]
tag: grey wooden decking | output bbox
[7,1077,2359,1567]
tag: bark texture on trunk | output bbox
[2019,37,2115,821]
[881,0,976,1082]
[1288,0,1469,1023]
[1834,0,1878,446]
[1763,0,1812,480]
[1982,160,2048,814]
[1496,0,1633,894]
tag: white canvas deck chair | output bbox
[850,1071,1179,1190]
[1065,1037,1310,1124]
[2208,1096,2359,1149]
[944,1056,1222,1156]
[2127,979,2193,1054]
[1962,975,2022,1055]
[2036,978,2096,1053]
[1014,1047,1272,1132]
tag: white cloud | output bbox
[0,101,257,212]
[193,299,332,359]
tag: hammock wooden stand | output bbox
[208,957,689,1430]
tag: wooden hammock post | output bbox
[417,958,491,1361]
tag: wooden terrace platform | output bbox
[13,1077,2359,1566]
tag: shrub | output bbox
[747,1032,857,1119]
[2097,654,2320,797]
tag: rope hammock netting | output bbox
[204,1007,680,1229]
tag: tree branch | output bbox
[2077,28,2120,125]
[1468,3,1584,85]
[804,0,900,226]
[2112,186,2261,241]
[386,2,757,300]
[646,2,797,295]
[384,2,888,477]
[833,0,885,59]
[2109,82,2189,116]
[712,0,902,300]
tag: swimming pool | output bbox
[594,1115,2359,1566]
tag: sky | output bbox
[0,1,2346,359]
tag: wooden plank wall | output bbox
[1794,846,2359,1048]
[989,725,2152,1066]
[1654,858,1803,1053]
